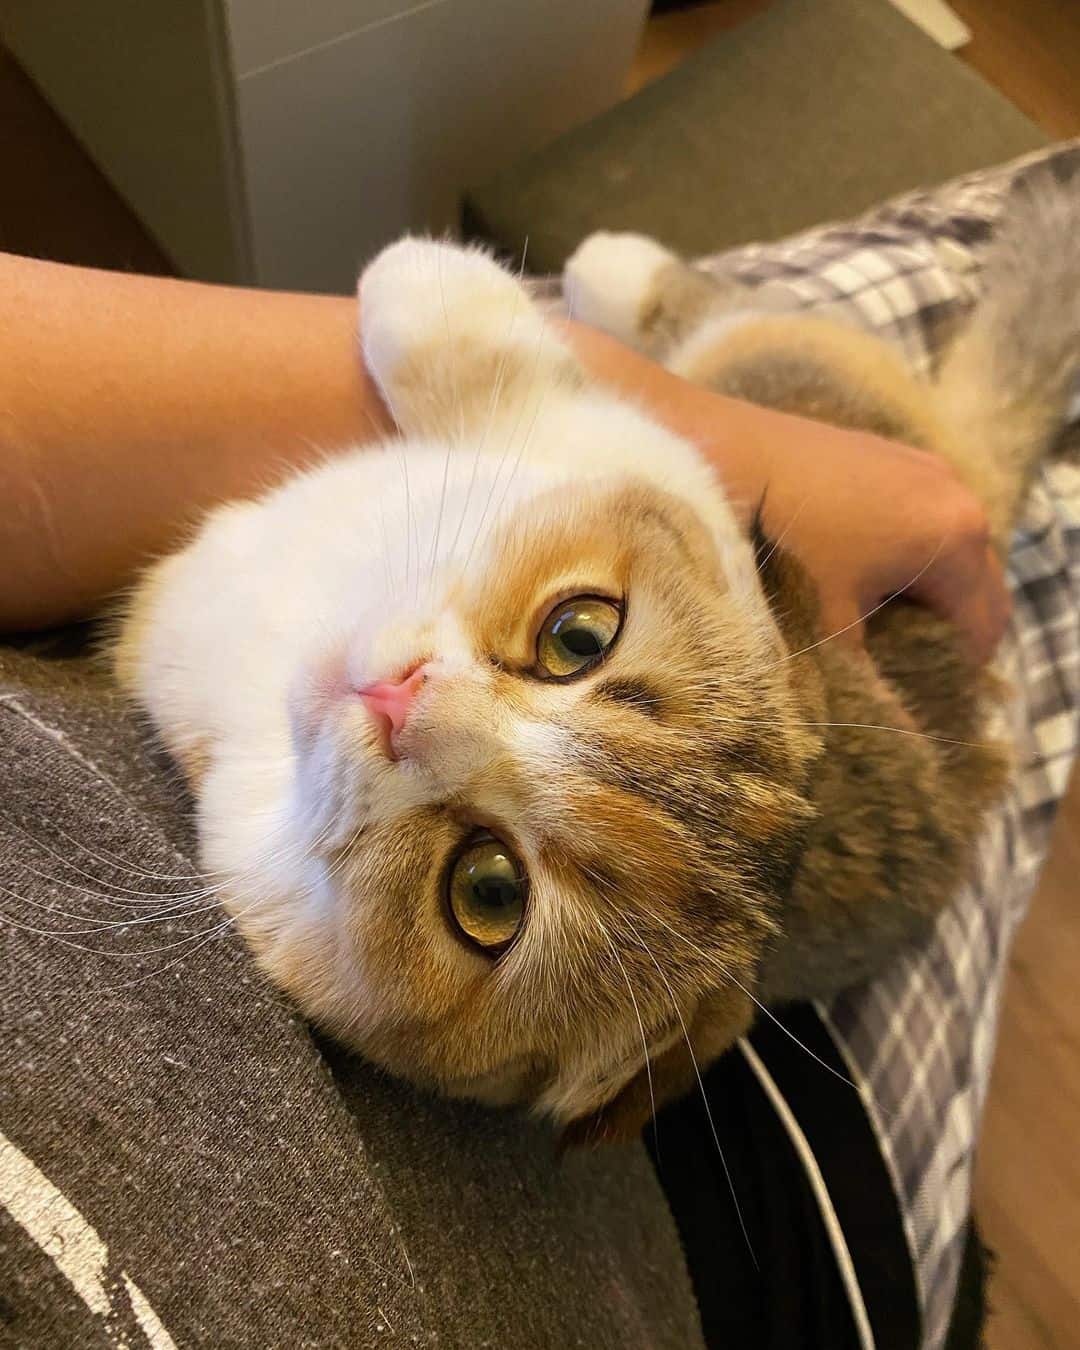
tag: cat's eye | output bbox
[536,596,622,679]
[447,834,528,953]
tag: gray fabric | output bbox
[464,0,1046,273]
[0,644,702,1349]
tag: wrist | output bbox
[560,317,778,527]
[682,395,784,529]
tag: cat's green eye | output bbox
[536,596,622,679]
[447,835,528,953]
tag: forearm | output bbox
[0,253,391,630]
[561,319,1007,661]
[559,319,779,520]
[0,256,772,632]
[1,254,1003,660]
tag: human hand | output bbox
[561,319,1010,664]
[745,412,1011,664]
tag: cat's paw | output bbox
[562,232,678,346]
[360,238,536,394]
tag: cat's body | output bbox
[116,185,1079,1137]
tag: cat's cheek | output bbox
[294,755,367,854]
[282,701,380,858]
[287,646,352,754]
[253,896,384,1044]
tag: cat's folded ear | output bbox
[558,988,754,1151]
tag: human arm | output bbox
[563,321,1010,661]
[0,251,1007,656]
[0,252,392,631]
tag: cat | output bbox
[115,182,1078,1142]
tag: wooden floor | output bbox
[632,4,1080,1348]
[951,0,1080,139]
[975,779,1080,1349]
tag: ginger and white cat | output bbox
[116,184,1078,1139]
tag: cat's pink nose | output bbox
[358,665,428,757]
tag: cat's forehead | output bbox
[457,480,718,649]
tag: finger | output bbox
[962,547,1012,664]
[814,597,866,651]
[910,541,1011,664]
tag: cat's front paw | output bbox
[562,232,677,347]
[360,238,535,396]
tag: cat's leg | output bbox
[360,238,580,441]
[563,231,737,360]
[669,310,945,453]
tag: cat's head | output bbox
[260,454,823,1139]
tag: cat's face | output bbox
[274,473,819,1133]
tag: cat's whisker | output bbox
[5,829,232,903]
[462,306,555,575]
[1,811,340,962]
[622,914,758,1271]
[611,673,993,749]
[8,863,234,917]
[22,793,315,901]
[0,883,228,937]
[581,845,857,1098]
[369,420,408,592]
[711,962,862,1096]
[710,712,993,750]
[0,903,177,958]
[390,439,414,602]
[10,846,269,908]
[2,814,223,886]
[774,535,949,669]
[98,818,348,986]
[0,883,222,952]
[464,264,571,571]
[590,910,658,1147]
[100,908,246,986]
[4,871,237,941]
[445,238,531,572]
[426,246,458,593]
[426,448,452,599]
[318,824,367,890]
[18,817,342,976]
[10,819,326,914]
[376,499,393,596]
[480,352,550,555]
[754,491,811,575]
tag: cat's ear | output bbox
[559,988,754,1150]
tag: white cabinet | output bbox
[4,1,648,291]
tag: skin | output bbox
[0,251,1009,653]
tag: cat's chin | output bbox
[417,1058,551,1111]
